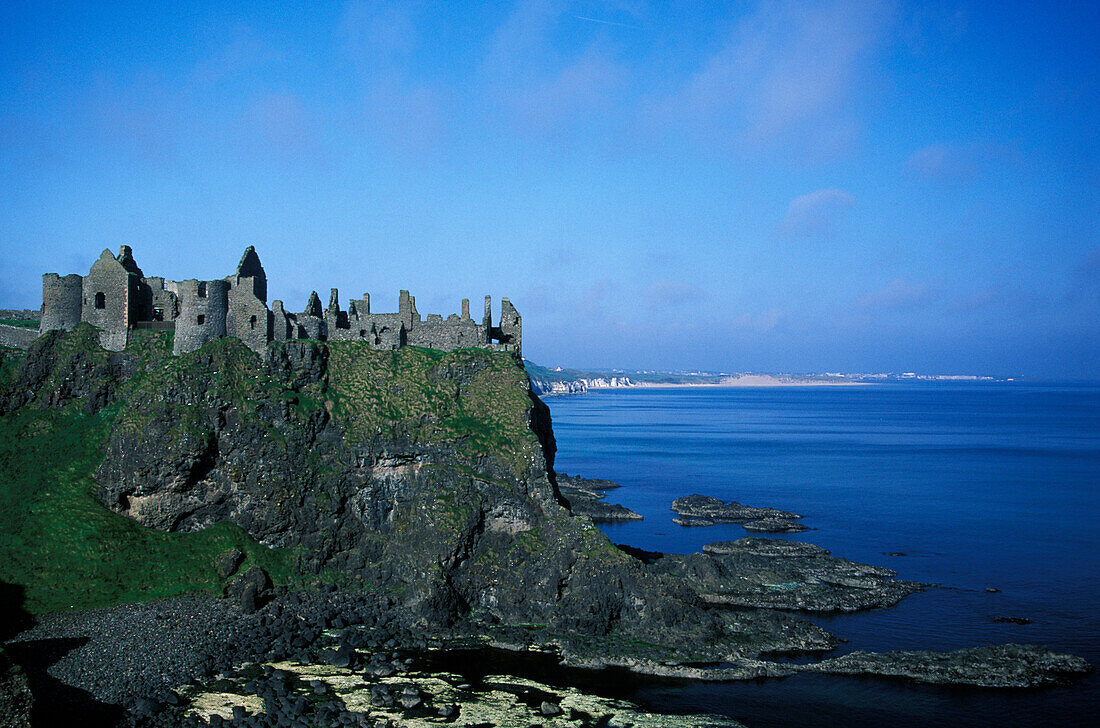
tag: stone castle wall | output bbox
[226,279,271,355]
[31,246,521,358]
[0,323,39,350]
[80,250,133,345]
[144,277,181,322]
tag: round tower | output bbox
[173,279,229,355]
[40,273,84,333]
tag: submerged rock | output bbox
[672,516,714,527]
[992,616,1032,625]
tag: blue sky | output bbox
[1,1,1096,378]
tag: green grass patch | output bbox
[0,318,39,329]
[0,399,299,613]
[0,347,24,390]
[323,343,537,474]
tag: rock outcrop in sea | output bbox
[672,493,809,532]
[554,473,642,522]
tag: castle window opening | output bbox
[250,315,257,330]
[94,292,105,309]
[198,282,207,298]
[152,307,163,321]
[197,315,205,325]
[359,329,366,338]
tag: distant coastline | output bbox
[526,361,1005,397]
[605,374,872,389]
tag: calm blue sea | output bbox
[545,382,1100,728]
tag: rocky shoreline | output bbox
[6,578,1092,728]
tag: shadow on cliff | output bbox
[1,581,124,728]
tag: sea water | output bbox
[545,382,1100,728]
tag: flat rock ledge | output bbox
[801,644,1095,688]
[557,473,643,523]
[703,539,829,558]
[651,537,926,612]
[672,494,806,532]
[743,517,809,533]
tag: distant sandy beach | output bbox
[588,374,874,389]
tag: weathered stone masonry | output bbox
[30,246,521,357]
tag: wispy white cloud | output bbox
[335,2,448,154]
[82,73,187,164]
[774,188,856,241]
[949,286,1001,314]
[509,46,624,135]
[189,32,281,90]
[484,0,565,79]
[481,0,628,137]
[905,141,1020,183]
[81,27,288,163]
[654,0,895,156]
[580,278,616,318]
[905,142,979,181]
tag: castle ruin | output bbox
[36,246,521,357]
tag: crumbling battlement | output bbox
[33,246,521,357]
